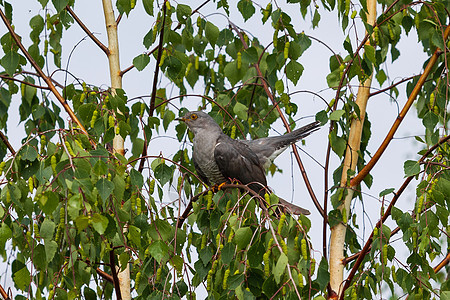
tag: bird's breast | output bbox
[193,139,227,185]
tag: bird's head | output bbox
[176,111,222,136]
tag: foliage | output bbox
[0,0,449,299]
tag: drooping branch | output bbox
[65,5,109,55]
[0,8,90,137]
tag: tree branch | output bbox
[65,6,109,55]
[0,8,90,137]
[109,249,122,300]
[0,281,10,300]
[0,131,15,155]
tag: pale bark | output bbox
[102,0,129,299]
[328,0,376,297]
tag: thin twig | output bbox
[0,74,50,90]
[65,6,109,55]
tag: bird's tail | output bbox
[281,121,321,147]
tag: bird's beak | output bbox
[175,117,186,122]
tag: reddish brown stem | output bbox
[0,131,15,155]
[0,281,10,300]
[109,249,122,300]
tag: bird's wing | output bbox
[214,136,267,194]
[192,155,210,185]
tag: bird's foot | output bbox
[211,182,226,193]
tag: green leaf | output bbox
[40,218,56,240]
[75,215,89,232]
[0,223,12,251]
[52,0,69,13]
[316,257,330,290]
[422,111,438,132]
[312,9,321,28]
[20,145,38,161]
[234,227,252,250]
[38,191,59,214]
[221,242,235,265]
[233,102,248,120]
[142,0,154,15]
[315,110,328,125]
[154,163,174,187]
[205,21,219,46]
[129,168,143,189]
[364,44,376,63]
[379,188,395,197]
[96,178,115,200]
[1,51,20,76]
[133,54,150,71]
[403,160,420,177]
[45,240,57,262]
[237,0,255,21]
[116,0,133,15]
[285,60,304,85]
[199,246,213,266]
[91,213,109,235]
[128,225,141,248]
[329,132,346,158]
[13,266,31,291]
[148,240,170,263]
[273,252,288,284]
[176,4,191,24]
[33,244,47,270]
[329,109,345,121]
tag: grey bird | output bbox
[178,111,320,215]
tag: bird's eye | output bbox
[191,114,198,120]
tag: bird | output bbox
[177,111,320,215]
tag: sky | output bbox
[1,0,431,297]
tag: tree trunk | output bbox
[102,0,129,299]
[328,0,377,297]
